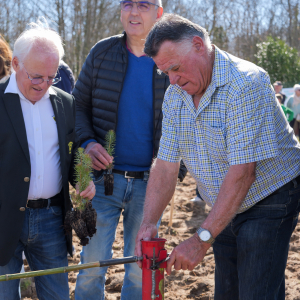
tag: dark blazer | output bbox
[0,79,76,266]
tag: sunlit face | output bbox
[153,38,213,98]
[295,89,300,97]
[12,48,59,104]
[274,84,282,93]
[120,1,163,41]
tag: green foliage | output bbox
[255,36,300,86]
[211,26,229,51]
[104,130,116,170]
[72,147,93,211]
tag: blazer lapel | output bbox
[3,93,30,164]
[50,94,66,171]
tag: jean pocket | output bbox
[50,206,63,216]
[94,174,104,184]
[289,186,300,195]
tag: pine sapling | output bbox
[64,148,97,246]
[104,130,116,195]
[72,147,93,211]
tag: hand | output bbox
[77,181,96,200]
[166,234,211,275]
[134,223,158,268]
[85,142,113,170]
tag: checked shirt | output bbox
[158,46,300,213]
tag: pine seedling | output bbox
[103,130,116,195]
[72,147,93,211]
[104,130,116,171]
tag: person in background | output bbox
[0,20,95,300]
[286,84,300,138]
[276,93,294,123]
[73,1,186,299]
[0,34,12,83]
[273,81,286,104]
[55,60,75,94]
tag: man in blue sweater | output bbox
[73,1,186,299]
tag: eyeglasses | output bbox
[22,65,61,85]
[120,1,159,12]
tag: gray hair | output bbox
[144,14,212,57]
[13,17,64,64]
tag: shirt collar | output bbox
[4,72,57,102]
[211,45,232,88]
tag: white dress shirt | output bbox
[5,72,62,199]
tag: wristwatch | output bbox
[196,227,215,244]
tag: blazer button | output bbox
[19,207,26,211]
[24,177,30,182]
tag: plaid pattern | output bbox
[158,46,300,213]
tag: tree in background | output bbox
[256,36,300,87]
[1,0,300,79]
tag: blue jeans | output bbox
[0,206,69,300]
[75,173,150,300]
[213,180,300,300]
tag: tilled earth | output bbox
[21,173,300,299]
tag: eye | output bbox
[123,1,133,8]
[138,2,150,9]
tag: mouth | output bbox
[33,87,43,92]
[130,21,141,25]
[180,82,188,88]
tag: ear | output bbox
[156,7,163,20]
[11,56,20,72]
[192,36,205,53]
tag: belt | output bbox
[112,169,149,179]
[26,192,62,209]
[270,175,300,197]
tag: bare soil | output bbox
[21,173,300,299]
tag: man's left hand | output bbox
[166,233,211,275]
[77,181,96,200]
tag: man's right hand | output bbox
[134,222,158,268]
[85,142,113,170]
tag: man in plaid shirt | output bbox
[135,14,300,300]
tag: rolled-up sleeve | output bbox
[227,73,278,165]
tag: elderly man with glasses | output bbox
[74,1,186,300]
[0,21,95,300]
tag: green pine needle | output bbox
[72,147,93,211]
[104,130,116,170]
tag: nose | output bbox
[169,72,179,85]
[38,80,48,89]
[130,2,139,14]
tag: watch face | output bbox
[200,230,211,241]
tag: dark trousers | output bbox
[213,180,300,300]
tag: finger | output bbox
[91,155,110,170]
[135,232,144,268]
[181,263,188,271]
[166,251,176,275]
[79,187,92,197]
[174,258,182,271]
[92,145,113,165]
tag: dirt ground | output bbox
[21,172,300,299]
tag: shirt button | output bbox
[19,207,26,212]
[24,177,30,182]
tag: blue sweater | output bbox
[114,50,155,171]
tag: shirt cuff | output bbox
[81,139,97,149]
